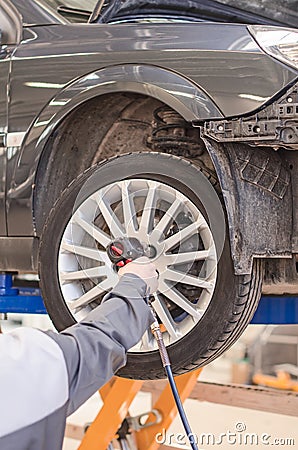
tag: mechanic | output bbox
[0,257,158,450]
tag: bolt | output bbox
[218,125,224,132]
[287,97,293,103]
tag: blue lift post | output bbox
[251,295,298,324]
[0,273,47,315]
[0,273,297,323]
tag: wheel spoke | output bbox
[151,197,182,240]
[61,241,106,263]
[159,281,201,319]
[121,181,138,235]
[151,294,179,340]
[164,268,214,290]
[60,266,107,282]
[69,279,113,310]
[138,182,158,236]
[165,250,211,265]
[96,193,124,238]
[74,213,111,248]
[163,219,203,252]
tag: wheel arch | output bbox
[22,63,222,178]
[18,63,221,233]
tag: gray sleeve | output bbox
[44,274,154,415]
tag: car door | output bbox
[0,2,22,235]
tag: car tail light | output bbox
[248,25,298,70]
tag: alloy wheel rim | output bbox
[58,178,217,352]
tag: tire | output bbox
[39,152,263,379]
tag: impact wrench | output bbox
[107,237,199,450]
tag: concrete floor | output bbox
[63,376,298,450]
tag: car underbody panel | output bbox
[202,79,298,151]
[201,80,298,266]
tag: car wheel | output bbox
[39,152,263,379]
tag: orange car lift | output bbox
[78,369,202,450]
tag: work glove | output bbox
[118,256,158,295]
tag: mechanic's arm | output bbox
[0,260,157,437]
[44,258,157,415]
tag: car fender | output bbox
[11,63,222,193]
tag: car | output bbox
[1,0,297,379]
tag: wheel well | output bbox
[33,91,294,276]
[34,92,217,235]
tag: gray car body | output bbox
[0,0,297,281]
